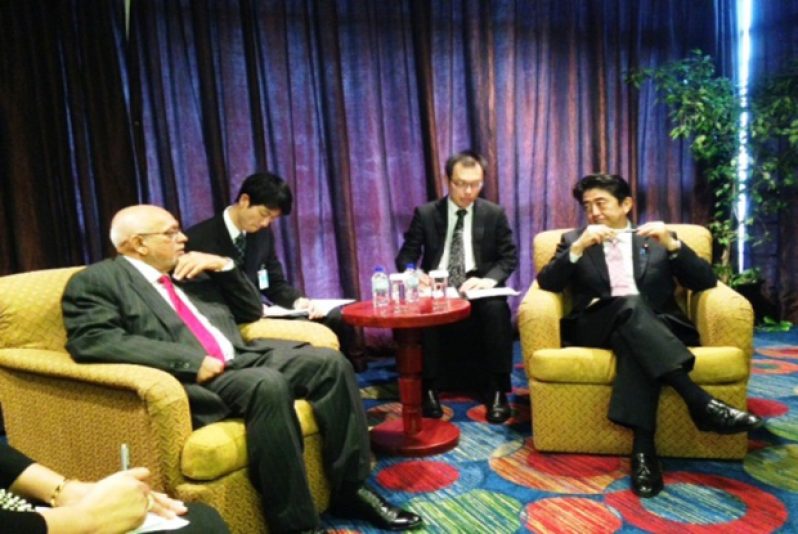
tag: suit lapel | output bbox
[114,257,197,343]
[211,214,239,259]
[633,233,650,281]
[432,198,448,266]
[584,240,610,286]
[471,199,484,267]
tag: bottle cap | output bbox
[406,263,415,270]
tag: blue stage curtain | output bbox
[126,0,733,306]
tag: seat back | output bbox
[0,267,84,351]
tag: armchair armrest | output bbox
[0,348,192,492]
[240,318,340,350]
[690,282,754,360]
[518,282,564,374]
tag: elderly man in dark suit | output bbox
[61,205,421,534]
[395,151,518,424]
[537,173,762,498]
[184,172,367,372]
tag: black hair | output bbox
[572,174,631,203]
[236,172,293,215]
[444,150,487,179]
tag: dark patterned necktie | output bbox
[233,233,246,266]
[448,209,468,289]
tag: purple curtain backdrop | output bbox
[127,0,732,313]
[7,1,795,322]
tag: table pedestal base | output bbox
[370,418,459,456]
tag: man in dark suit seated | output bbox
[395,151,518,424]
[185,172,367,371]
[61,204,422,534]
[536,173,762,498]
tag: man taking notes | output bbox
[185,172,367,371]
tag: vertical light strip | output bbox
[735,0,752,273]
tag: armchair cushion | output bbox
[182,400,320,480]
[530,346,748,385]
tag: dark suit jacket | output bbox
[395,197,518,283]
[537,227,717,332]
[185,213,302,308]
[62,256,288,427]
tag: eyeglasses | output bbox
[137,228,183,240]
[450,180,483,190]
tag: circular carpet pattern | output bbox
[764,409,798,441]
[407,489,521,534]
[489,438,626,494]
[605,472,788,533]
[439,424,527,463]
[366,401,454,427]
[756,346,798,359]
[465,402,530,425]
[752,358,798,375]
[748,374,798,398]
[747,397,790,418]
[744,444,798,492]
[523,497,622,533]
[376,460,459,493]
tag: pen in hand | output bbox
[121,443,130,471]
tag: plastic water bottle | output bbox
[371,266,390,312]
[404,263,420,306]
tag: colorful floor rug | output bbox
[322,328,798,533]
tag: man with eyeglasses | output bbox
[184,172,368,372]
[61,204,422,534]
[395,151,518,424]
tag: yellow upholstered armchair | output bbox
[0,266,339,534]
[518,224,754,459]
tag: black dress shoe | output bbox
[630,452,664,498]
[329,486,423,531]
[422,388,443,419]
[485,390,511,424]
[693,399,764,435]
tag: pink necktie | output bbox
[159,275,226,364]
[606,240,635,296]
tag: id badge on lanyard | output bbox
[258,267,269,290]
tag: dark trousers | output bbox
[205,344,371,533]
[422,296,514,393]
[562,296,698,432]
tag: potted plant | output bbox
[628,53,798,323]
[626,50,749,286]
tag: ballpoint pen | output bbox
[121,443,130,471]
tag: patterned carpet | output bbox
[323,329,798,533]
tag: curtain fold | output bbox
[12,0,792,321]
[0,0,137,272]
[128,0,730,305]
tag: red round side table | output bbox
[342,298,470,456]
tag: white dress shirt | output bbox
[437,199,476,274]
[122,256,236,361]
